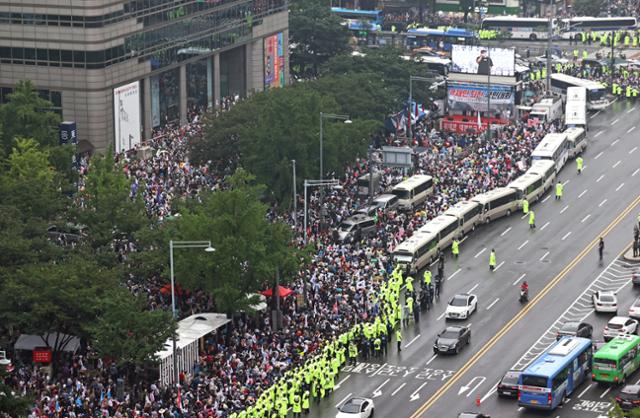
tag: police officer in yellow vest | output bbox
[529,210,536,229]
[452,238,459,260]
[576,156,583,174]
[555,181,563,200]
[522,197,529,215]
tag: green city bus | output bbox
[592,335,640,384]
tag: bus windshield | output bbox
[392,189,411,200]
[593,358,617,369]
[521,375,547,387]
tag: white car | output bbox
[445,293,478,320]
[629,296,640,319]
[592,290,618,313]
[336,397,374,418]
[603,316,638,341]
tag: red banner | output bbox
[440,115,508,134]
[32,348,52,363]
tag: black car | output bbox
[497,370,521,398]
[433,325,470,354]
[615,384,640,412]
[556,321,593,340]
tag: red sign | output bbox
[32,348,52,363]
[440,115,508,134]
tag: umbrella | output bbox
[261,285,294,298]
[160,283,184,296]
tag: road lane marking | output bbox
[630,146,638,154]
[560,205,569,214]
[437,311,446,320]
[599,198,608,207]
[370,363,388,378]
[500,226,512,237]
[597,174,605,182]
[612,118,620,125]
[405,334,421,349]
[486,298,500,310]
[542,195,551,203]
[392,382,407,397]
[634,169,640,177]
[468,283,479,293]
[578,383,595,398]
[616,183,625,192]
[579,189,588,198]
[628,126,636,134]
[409,194,640,418]
[518,240,529,250]
[474,247,486,258]
[513,273,526,286]
[336,393,353,407]
[594,151,604,160]
[591,111,601,119]
[563,179,570,186]
[480,384,498,403]
[335,375,351,389]
[562,231,572,241]
[581,214,591,223]
[594,130,603,137]
[410,382,429,402]
[426,355,438,366]
[521,213,528,219]
[494,261,505,271]
[539,251,550,261]
[627,106,637,114]
[372,378,390,395]
[540,221,550,231]
[447,268,461,281]
[613,160,621,168]
[611,139,619,146]
[600,387,611,399]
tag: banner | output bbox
[451,44,515,76]
[151,76,160,128]
[447,83,514,119]
[113,81,141,154]
[59,121,77,145]
[264,32,285,89]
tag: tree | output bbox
[573,0,606,17]
[0,80,60,154]
[289,0,351,78]
[89,288,175,369]
[609,402,640,417]
[168,169,301,313]
[0,366,32,418]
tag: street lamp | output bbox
[319,112,350,231]
[408,75,436,140]
[0,351,10,366]
[168,240,215,385]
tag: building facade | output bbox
[0,0,289,152]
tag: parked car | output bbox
[629,296,640,319]
[433,325,471,354]
[592,290,618,313]
[603,316,638,342]
[556,321,593,340]
[497,370,521,398]
[372,194,400,212]
[335,214,376,243]
[615,385,640,412]
[632,270,640,287]
[336,397,374,418]
[445,293,478,320]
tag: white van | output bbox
[393,230,440,274]
[507,172,546,206]
[526,160,557,193]
[471,187,519,224]
[372,194,400,212]
[419,214,461,251]
[564,127,587,159]
[392,175,434,211]
[443,200,482,236]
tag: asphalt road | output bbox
[309,99,640,418]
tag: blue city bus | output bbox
[406,27,476,52]
[518,337,592,410]
[330,7,383,25]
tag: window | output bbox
[552,367,569,390]
[463,205,481,222]
[441,221,458,239]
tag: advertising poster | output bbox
[113,81,141,154]
[451,44,515,77]
[447,83,515,118]
[264,32,285,89]
[151,76,160,128]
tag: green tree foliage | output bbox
[168,169,301,313]
[0,366,32,417]
[289,0,351,78]
[0,80,60,154]
[573,0,606,17]
[609,402,640,417]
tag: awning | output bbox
[261,285,294,298]
[14,333,81,353]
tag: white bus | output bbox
[507,172,546,206]
[418,214,460,252]
[471,187,519,224]
[391,174,434,211]
[526,160,557,193]
[531,132,570,173]
[560,16,637,39]
[564,127,587,158]
[480,16,557,40]
[443,200,482,236]
[550,74,609,110]
[393,230,440,274]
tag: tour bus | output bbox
[442,200,482,236]
[518,337,592,410]
[526,160,557,193]
[418,214,460,252]
[592,335,640,385]
[391,174,434,211]
[550,74,609,110]
[560,16,637,39]
[531,132,570,174]
[564,127,587,159]
[480,16,557,40]
[392,230,440,274]
[507,172,546,206]
[471,187,519,224]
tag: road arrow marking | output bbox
[372,378,390,398]
[410,382,428,402]
[458,376,486,397]
[335,375,350,390]
[391,382,407,397]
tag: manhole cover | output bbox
[514,260,526,265]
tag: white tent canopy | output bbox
[14,333,81,353]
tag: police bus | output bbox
[518,337,592,410]
[560,16,637,39]
[480,17,557,40]
[564,127,587,159]
[550,74,609,110]
[507,172,546,207]
[392,230,439,274]
[531,132,570,174]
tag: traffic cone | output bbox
[475,394,481,407]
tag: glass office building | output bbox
[0,0,289,152]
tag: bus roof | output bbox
[523,337,592,377]
[407,27,475,38]
[443,200,480,218]
[508,173,542,190]
[330,7,381,17]
[393,230,438,254]
[532,133,568,157]
[418,214,458,234]
[594,335,640,360]
[392,174,433,190]
[551,73,606,90]
[527,159,556,174]
[482,16,550,23]
[471,187,516,204]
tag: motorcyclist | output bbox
[520,281,529,301]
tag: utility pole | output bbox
[368,146,374,205]
[610,29,615,88]
[486,46,491,141]
[292,159,297,232]
[546,0,553,95]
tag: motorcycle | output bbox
[519,288,529,303]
